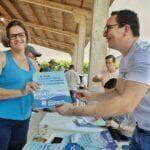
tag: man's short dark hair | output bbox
[105,55,116,63]
[111,9,140,37]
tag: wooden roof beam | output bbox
[4,18,78,39]
[0,0,23,20]
[31,40,72,54]
[0,5,12,19]
[30,36,74,50]
[30,37,74,53]
[1,18,89,43]
[25,21,77,39]
[19,0,92,19]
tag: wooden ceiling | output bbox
[0,0,114,54]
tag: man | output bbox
[25,45,41,60]
[65,65,80,103]
[93,55,119,87]
[56,10,150,149]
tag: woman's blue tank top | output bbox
[0,51,35,120]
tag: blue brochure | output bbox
[33,71,72,109]
[73,117,106,127]
[64,143,84,150]
[70,131,117,150]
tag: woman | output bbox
[0,20,39,150]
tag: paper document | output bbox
[74,116,106,127]
[33,72,72,109]
[70,131,117,149]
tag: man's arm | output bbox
[76,82,118,102]
[57,80,148,117]
[87,90,118,101]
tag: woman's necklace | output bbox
[17,58,28,69]
[13,55,29,70]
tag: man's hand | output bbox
[75,90,92,101]
[21,81,40,95]
[55,103,74,116]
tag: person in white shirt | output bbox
[93,55,119,87]
[65,65,80,103]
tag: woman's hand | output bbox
[21,81,40,95]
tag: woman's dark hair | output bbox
[111,9,140,37]
[5,20,28,46]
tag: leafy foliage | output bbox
[39,60,89,73]
[39,60,119,73]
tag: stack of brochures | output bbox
[24,130,117,150]
[23,141,64,150]
[70,131,117,150]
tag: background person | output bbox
[25,45,41,60]
[43,59,57,72]
[92,55,119,87]
[79,74,88,90]
[25,45,41,73]
[65,64,80,103]
[0,20,39,150]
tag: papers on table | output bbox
[70,131,117,150]
[74,116,106,127]
[39,113,105,133]
[23,141,66,150]
[82,116,106,126]
[24,128,117,150]
[25,113,117,150]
